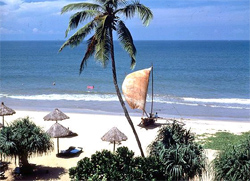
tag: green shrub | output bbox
[148,121,207,180]
[69,147,164,180]
[133,156,165,180]
[212,136,250,181]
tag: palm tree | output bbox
[0,117,53,170]
[59,0,153,157]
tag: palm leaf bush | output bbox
[148,121,207,180]
[212,135,250,181]
[0,117,53,173]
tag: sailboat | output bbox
[122,67,156,126]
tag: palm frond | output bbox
[95,30,111,68]
[117,20,136,69]
[116,1,153,26]
[104,0,118,10]
[65,10,99,37]
[80,36,97,74]
[134,2,153,26]
[59,20,96,52]
[61,3,103,14]
[94,0,107,4]
[94,17,111,67]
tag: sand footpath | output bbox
[2,109,250,180]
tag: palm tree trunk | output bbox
[109,28,145,157]
[20,153,29,167]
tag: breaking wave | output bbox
[1,93,249,110]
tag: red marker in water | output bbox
[87,86,94,89]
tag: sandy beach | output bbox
[2,109,250,180]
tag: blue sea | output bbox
[0,40,249,121]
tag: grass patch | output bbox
[197,131,250,150]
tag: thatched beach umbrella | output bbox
[101,127,128,152]
[43,108,69,122]
[0,102,16,127]
[46,122,77,154]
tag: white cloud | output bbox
[0,0,74,37]
[1,0,23,7]
[0,0,74,18]
[0,0,249,40]
[0,27,23,34]
[32,27,39,33]
[0,0,25,16]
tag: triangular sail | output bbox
[122,67,152,111]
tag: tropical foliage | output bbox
[212,135,250,180]
[0,117,53,172]
[69,147,164,180]
[148,121,207,180]
[59,0,153,157]
[69,123,207,180]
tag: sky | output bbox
[0,0,249,40]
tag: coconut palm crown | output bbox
[59,0,152,72]
[59,0,153,157]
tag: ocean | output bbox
[0,40,249,121]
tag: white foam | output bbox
[183,97,250,105]
[2,94,119,102]
[1,93,249,110]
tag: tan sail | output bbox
[122,67,152,111]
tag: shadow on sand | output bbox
[16,165,66,180]
[56,152,83,159]
[138,118,185,130]
[138,122,170,130]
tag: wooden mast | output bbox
[150,66,154,116]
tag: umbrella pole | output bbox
[113,142,115,153]
[57,138,59,154]
[2,116,4,127]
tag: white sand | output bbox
[2,109,250,180]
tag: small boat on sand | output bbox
[122,67,156,126]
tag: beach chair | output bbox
[0,162,8,171]
[0,171,5,180]
[13,167,22,179]
[57,146,83,157]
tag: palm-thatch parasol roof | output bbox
[0,102,16,127]
[43,108,69,122]
[101,127,128,152]
[46,122,76,138]
[46,122,77,154]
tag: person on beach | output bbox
[155,112,158,119]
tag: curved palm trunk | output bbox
[109,28,145,157]
[19,153,29,167]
